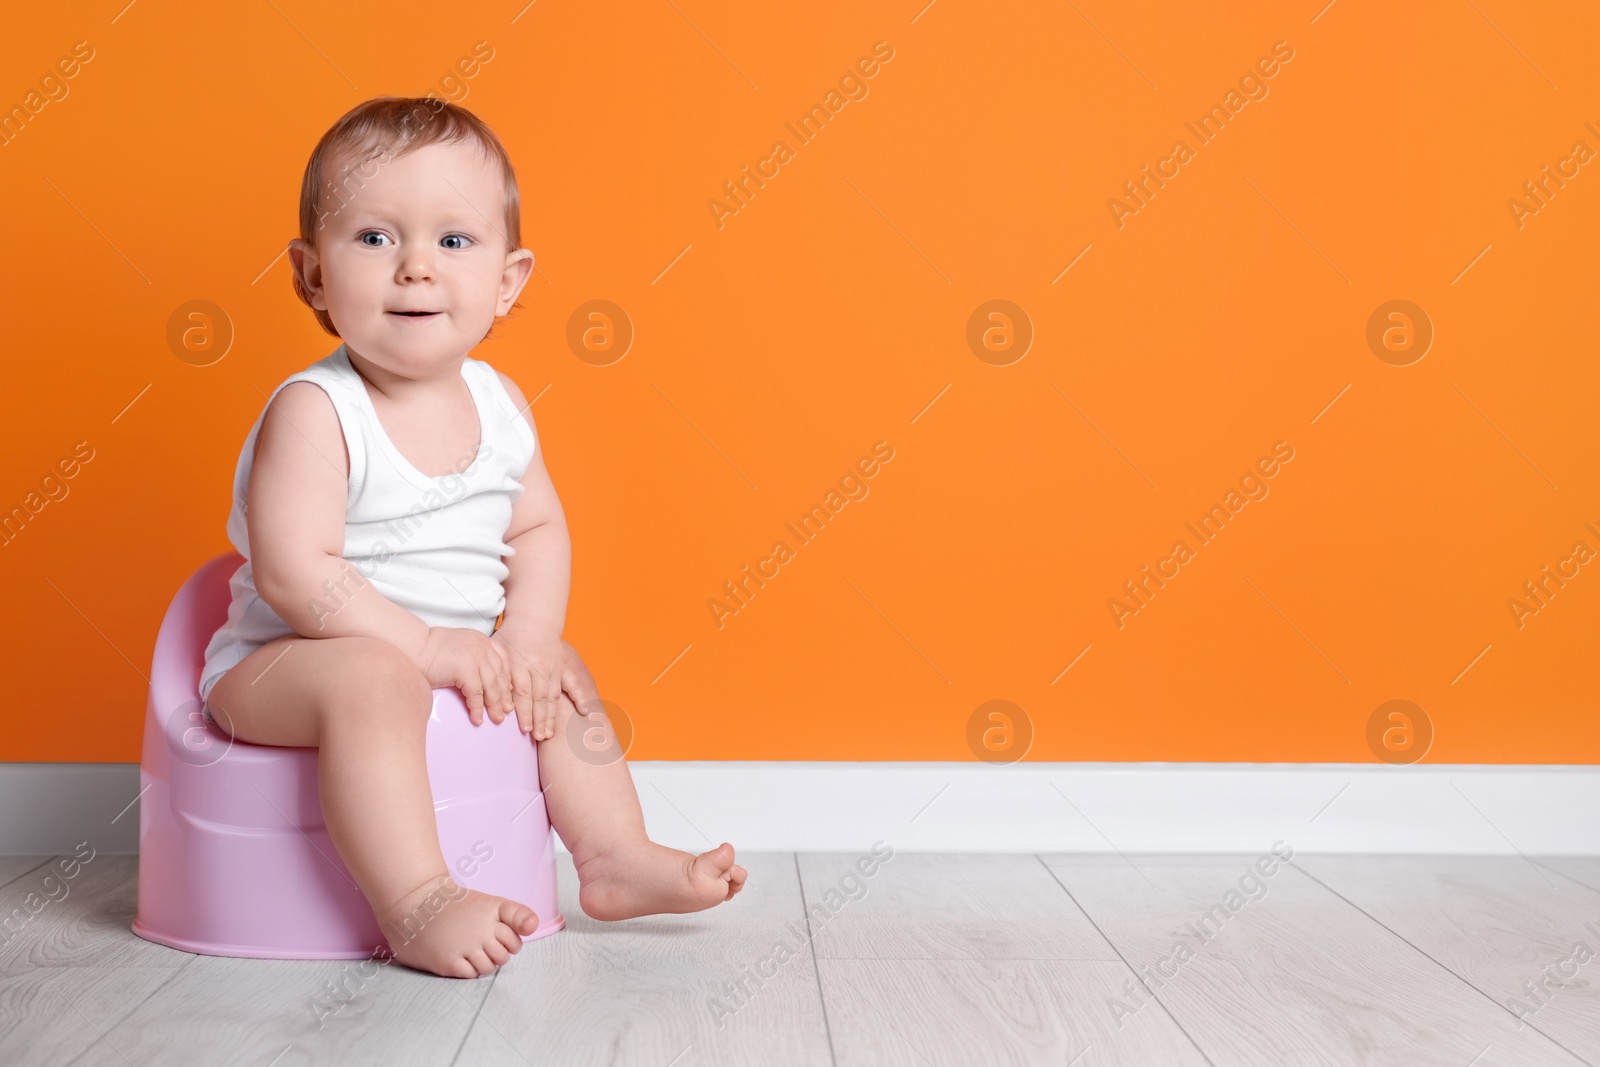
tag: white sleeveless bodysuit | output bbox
[198,343,538,703]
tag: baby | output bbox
[198,96,746,979]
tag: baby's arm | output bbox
[490,371,593,738]
[493,371,570,637]
[247,382,514,717]
[247,382,431,662]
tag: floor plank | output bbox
[799,853,1204,1064]
[0,852,490,1067]
[0,856,53,890]
[0,855,180,971]
[70,953,492,1067]
[798,851,1118,961]
[0,853,198,1064]
[1539,858,1600,896]
[1044,855,1590,1066]
[456,852,832,1066]
[1294,856,1600,1063]
[1047,853,1284,866]
[819,958,1208,1066]
[0,963,188,1065]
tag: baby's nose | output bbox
[398,253,436,282]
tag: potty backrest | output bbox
[149,552,244,735]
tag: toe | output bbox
[494,923,525,955]
[467,948,495,975]
[498,899,540,935]
[698,843,736,876]
[485,939,511,967]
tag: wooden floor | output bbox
[2,852,1598,1066]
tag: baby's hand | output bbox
[420,627,513,726]
[492,624,583,741]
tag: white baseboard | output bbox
[5,762,1598,857]
[0,763,146,855]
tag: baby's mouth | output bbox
[389,310,442,318]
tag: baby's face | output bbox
[290,138,532,375]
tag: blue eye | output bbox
[441,234,471,250]
[359,231,391,247]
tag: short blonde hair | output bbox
[293,95,523,337]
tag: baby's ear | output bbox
[288,238,327,310]
[498,248,535,315]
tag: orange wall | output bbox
[3,2,1597,764]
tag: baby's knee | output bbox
[331,636,431,711]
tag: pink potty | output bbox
[133,552,564,959]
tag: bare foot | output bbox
[576,840,748,921]
[378,874,539,978]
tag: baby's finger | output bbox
[528,671,547,740]
[540,668,562,740]
[540,662,566,739]
[511,660,535,735]
[490,642,515,713]
[483,646,510,716]
[502,665,518,718]
[482,664,510,724]
[562,664,598,715]
[461,679,486,726]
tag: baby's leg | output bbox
[203,634,538,977]
[536,692,748,920]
